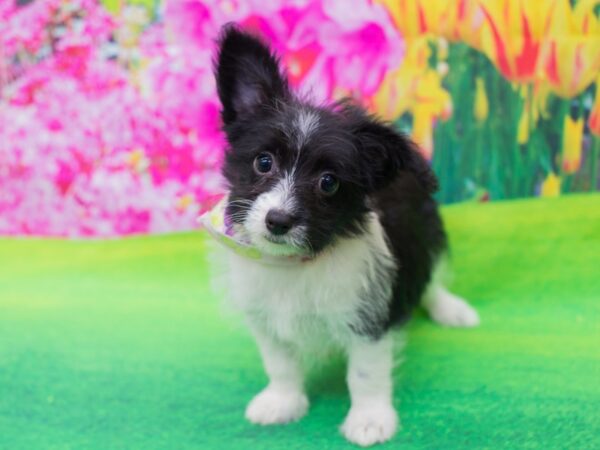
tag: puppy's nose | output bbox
[265,209,294,236]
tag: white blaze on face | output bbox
[244,174,306,255]
[242,109,320,255]
[294,110,319,149]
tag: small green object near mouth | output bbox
[198,198,312,265]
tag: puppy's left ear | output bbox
[354,121,438,193]
[215,24,289,125]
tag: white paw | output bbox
[340,404,398,447]
[245,386,308,425]
[429,293,480,327]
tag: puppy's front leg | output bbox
[341,334,398,447]
[245,329,308,425]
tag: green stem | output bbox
[592,136,599,192]
[558,100,570,178]
[526,83,536,197]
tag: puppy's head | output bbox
[215,25,437,257]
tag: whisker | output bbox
[227,199,255,207]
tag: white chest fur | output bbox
[221,213,396,349]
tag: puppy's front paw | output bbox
[340,404,398,447]
[245,386,308,425]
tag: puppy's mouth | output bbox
[257,233,304,256]
[263,234,287,244]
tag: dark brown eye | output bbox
[254,152,274,174]
[319,173,339,195]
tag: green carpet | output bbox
[1,194,599,449]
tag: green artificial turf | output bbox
[1,194,600,449]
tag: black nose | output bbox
[265,209,294,236]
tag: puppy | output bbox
[211,25,479,447]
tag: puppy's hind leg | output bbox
[423,284,480,327]
[422,258,480,327]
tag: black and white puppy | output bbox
[213,25,479,447]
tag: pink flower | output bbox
[0,0,404,237]
[166,0,403,102]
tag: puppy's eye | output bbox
[253,152,274,174]
[319,173,339,196]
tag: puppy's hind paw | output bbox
[245,386,308,425]
[340,404,398,447]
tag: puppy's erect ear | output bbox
[354,120,438,193]
[215,24,289,125]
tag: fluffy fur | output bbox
[212,25,479,447]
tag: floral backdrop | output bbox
[1,0,599,237]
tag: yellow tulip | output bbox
[371,57,451,159]
[377,0,450,40]
[517,107,530,145]
[541,172,561,197]
[370,37,432,120]
[417,70,453,119]
[531,82,552,121]
[542,0,600,98]
[378,0,486,50]
[562,114,584,174]
[479,0,555,83]
[441,0,487,50]
[412,103,435,159]
[515,81,554,144]
[412,69,452,158]
[474,77,489,122]
[375,0,495,159]
[370,68,414,121]
[370,30,451,160]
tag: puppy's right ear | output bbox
[215,24,289,125]
[353,119,439,194]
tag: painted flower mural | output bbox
[0,0,599,237]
